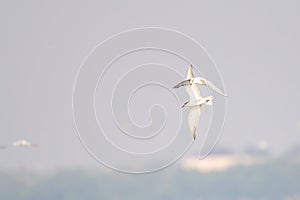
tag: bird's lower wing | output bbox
[188,106,202,140]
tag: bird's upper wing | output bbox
[186,65,194,79]
[188,106,202,140]
[194,77,227,96]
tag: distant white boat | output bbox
[173,65,213,140]
[12,140,39,147]
[0,139,39,149]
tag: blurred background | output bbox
[1,0,300,199]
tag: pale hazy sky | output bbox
[0,0,299,170]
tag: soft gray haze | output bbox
[1,0,300,170]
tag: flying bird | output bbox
[173,66,227,97]
[173,65,213,140]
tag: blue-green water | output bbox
[1,158,299,200]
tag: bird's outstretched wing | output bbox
[194,77,227,96]
[188,106,202,140]
[186,65,194,79]
[173,80,190,88]
[206,80,227,97]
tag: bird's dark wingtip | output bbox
[173,84,179,89]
